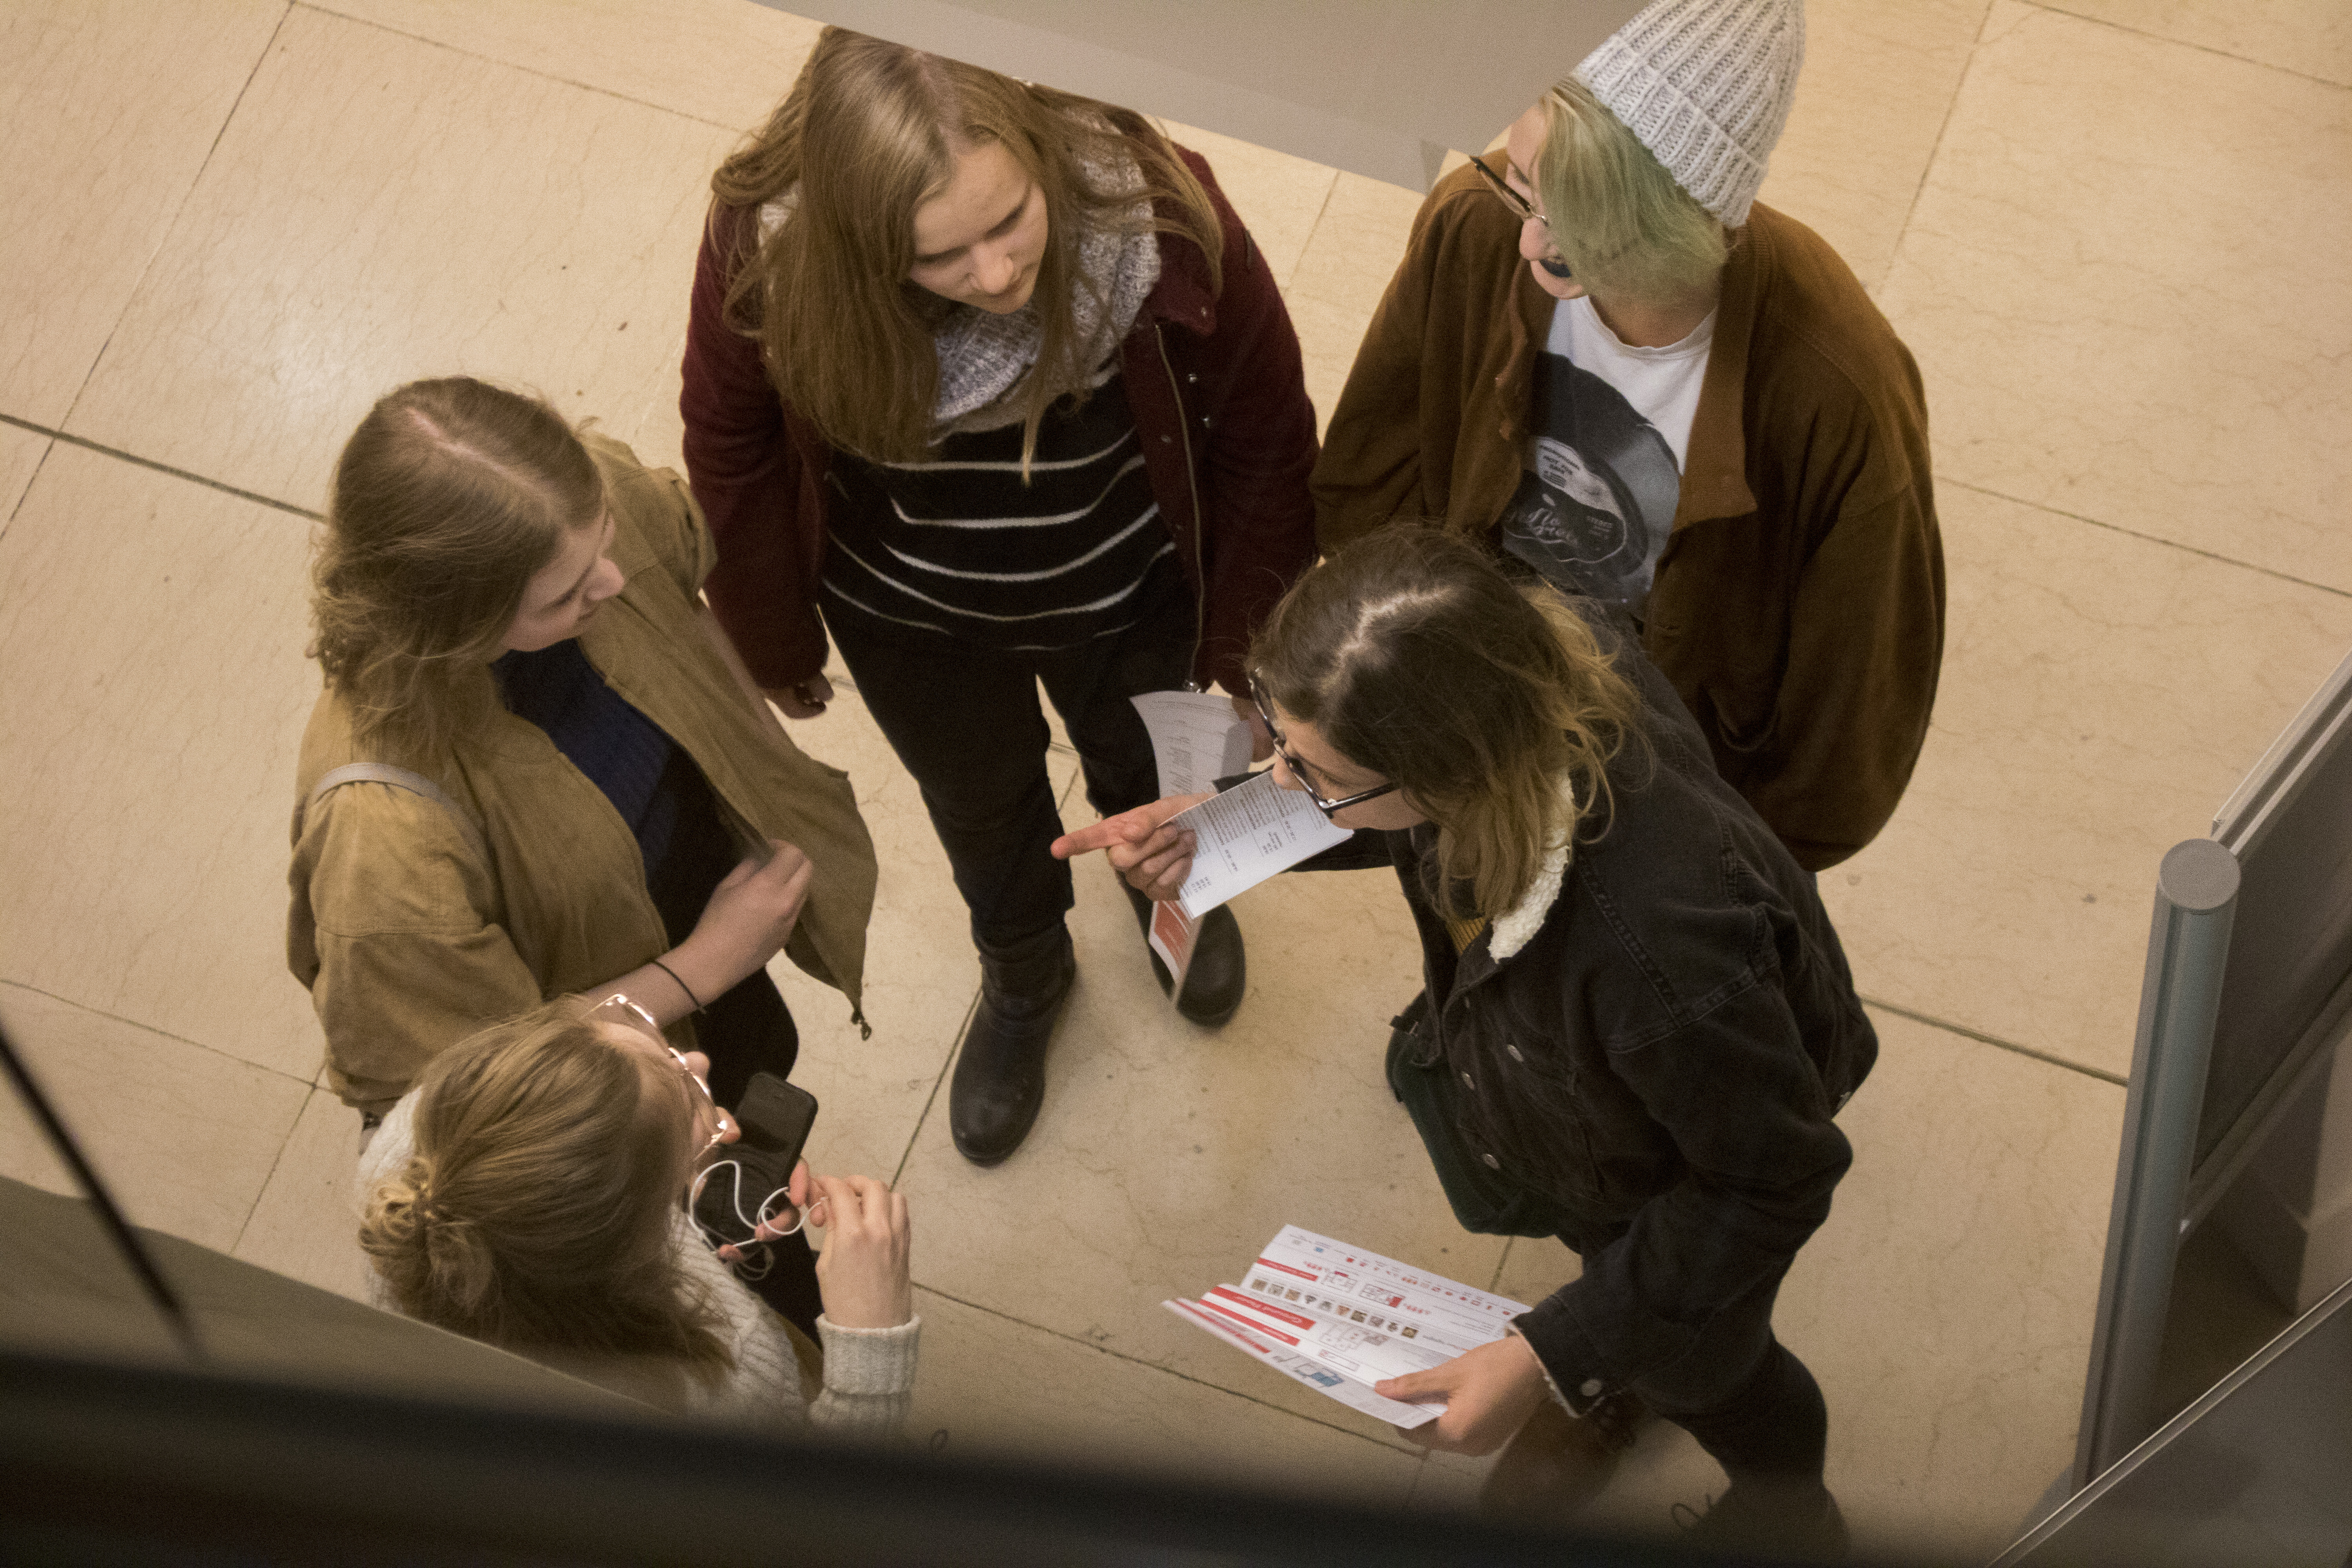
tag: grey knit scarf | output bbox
[758,144,1161,442]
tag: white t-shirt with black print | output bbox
[1496,296,1714,616]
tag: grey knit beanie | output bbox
[1573,0,1804,229]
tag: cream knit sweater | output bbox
[358,1094,919,1436]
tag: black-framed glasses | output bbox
[1249,673,1400,818]
[1467,152,1537,224]
[1466,153,1572,280]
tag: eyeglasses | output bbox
[1467,152,1538,223]
[587,994,733,1152]
[1467,153,1572,280]
[1249,673,1400,818]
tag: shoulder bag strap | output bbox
[298,762,490,868]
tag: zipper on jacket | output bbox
[1154,321,1209,690]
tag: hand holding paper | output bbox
[1374,1333,1551,1454]
[1165,1226,1534,1436]
[1050,793,1207,901]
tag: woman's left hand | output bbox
[808,1172,913,1330]
[1374,1334,1551,1455]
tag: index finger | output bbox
[1050,795,1207,860]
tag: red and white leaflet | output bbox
[1238,1225,1531,1362]
[1163,1227,1533,1434]
[1162,1299,1440,1429]
[1145,897,1198,999]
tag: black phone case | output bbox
[735,1071,818,1161]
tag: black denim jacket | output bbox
[1298,649,1876,1405]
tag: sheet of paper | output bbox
[1162,1299,1440,1428]
[1144,896,1198,996]
[1248,1225,1533,1352]
[1170,771,1353,918]
[1131,690,1255,798]
[1162,1227,1531,1434]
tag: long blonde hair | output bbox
[1251,531,1647,921]
[358,999,732,1380]
[309,377,604,764]
[710,26,1223,469]
[1535,75,1729,303]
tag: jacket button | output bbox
[1461,1071,1475,1090]
[1481,1152,1500,1170]
[1581,1379,1604,1398]
[1506,1043,1524,1063]
[1161,436,1172,444]
[1187,372,1198,383]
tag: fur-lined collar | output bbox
[1487,782,1579,962]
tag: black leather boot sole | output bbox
[1121,881,1245,1027]
[949,926,1075,1166]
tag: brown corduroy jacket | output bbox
[1312,170,1943,870]
[288,435,877,1115]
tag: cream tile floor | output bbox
[3,2,2347,1560]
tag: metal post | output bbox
[2071,838,2239,1490]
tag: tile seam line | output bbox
[2013,1,2352,93]
[49,4,298,443]
[907,1281,1426,1457]
[0,415,320,521]
[1877,0,1991,292]
[890,991,977,1189]
[1858,992,2127,1086]
[0,431,56,542]
[1283,174,1344,295]
[0,978,320,1090]
[1939,475,2352,600]
[292,2,747,133]
[229,1085,319,1253]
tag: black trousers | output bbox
[1388,1012,1827,1488]
[822,573,1196,950]
[646,748,822,1341]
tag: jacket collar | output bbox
[1489,785,1576,962]
[1671,208,1767,529]
[1141,223,1219,338]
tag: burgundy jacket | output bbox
[680,147,1319,697]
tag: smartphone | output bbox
[692,1072,818,1243]
[734,1071,818,1167]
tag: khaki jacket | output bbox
[288,436,877,1114]
[1312,169,1943,869]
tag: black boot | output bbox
[949,925,1075,1165]
[1122,882,1246,1027]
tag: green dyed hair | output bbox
[1535,76,1729,303]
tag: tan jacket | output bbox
[289,435,877,1114]
[1312,169,1943,870]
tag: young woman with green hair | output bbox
[1314,0,1944,878]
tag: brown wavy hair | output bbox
[358,998,732,1382]
[309,377,604,763]
[710,26,1223,469]
[1251,531,1648,921]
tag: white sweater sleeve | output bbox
[669,1216,920,1436]
[808,1314,922,1438]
